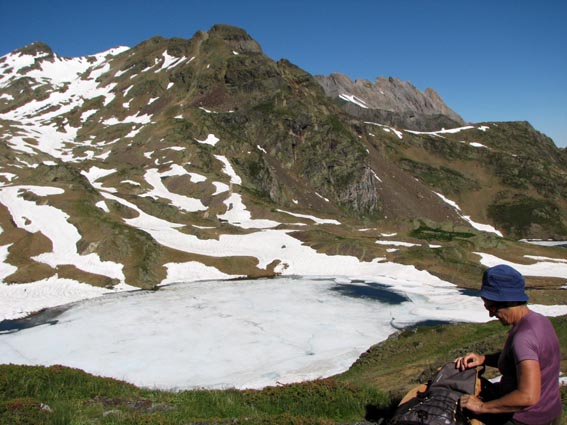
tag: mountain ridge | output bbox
[0,24,566,305]
[315,72,466,131]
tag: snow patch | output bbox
[212,182,230,195]
[339,93,369,109]
[215,155,241,185]
[406,126,476,136]
[163,262,243,285]
[475,252,567,281]
[365,121,403,139]
[276,209,340,225]
[195,134,219,146]
[376,240,419,247]
[0,186,124,283]
[218,193,280,229]
[370,169,382,183]
[435,192,503,236]
[143,168,207,212]
[103,113,152,126]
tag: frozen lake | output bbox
[0,276,564,390]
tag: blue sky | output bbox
[2,0,566,147]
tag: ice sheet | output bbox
[0,277,489,390]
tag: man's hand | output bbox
[454,353,485,371]
[460,394,485,413]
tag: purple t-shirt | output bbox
[497,311,562,424]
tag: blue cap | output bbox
[480,265,528,302]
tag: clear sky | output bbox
[1,0,566,147]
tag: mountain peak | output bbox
[207,24,263,54]
[13,42,54,59]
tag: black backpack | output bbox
[388,363,480,425]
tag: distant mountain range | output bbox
[315,72,465,131]
[0,24,566,294]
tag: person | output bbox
[454,264,562,425]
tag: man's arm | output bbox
[483,352,501,368]
[460,360,541,414]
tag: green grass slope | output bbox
[2,316,566,424]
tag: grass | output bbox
[0,366,387,424]
[336,320,510,395]
[398,158,480,195]
[409,225,476,241]
[2,316,567,424]
[488,195,567,238]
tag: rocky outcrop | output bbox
[315,73,465,130]
[208,24,263,54]
[13,42,54,58]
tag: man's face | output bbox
[482,299,511,325]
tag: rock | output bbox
[315,73,465,130]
